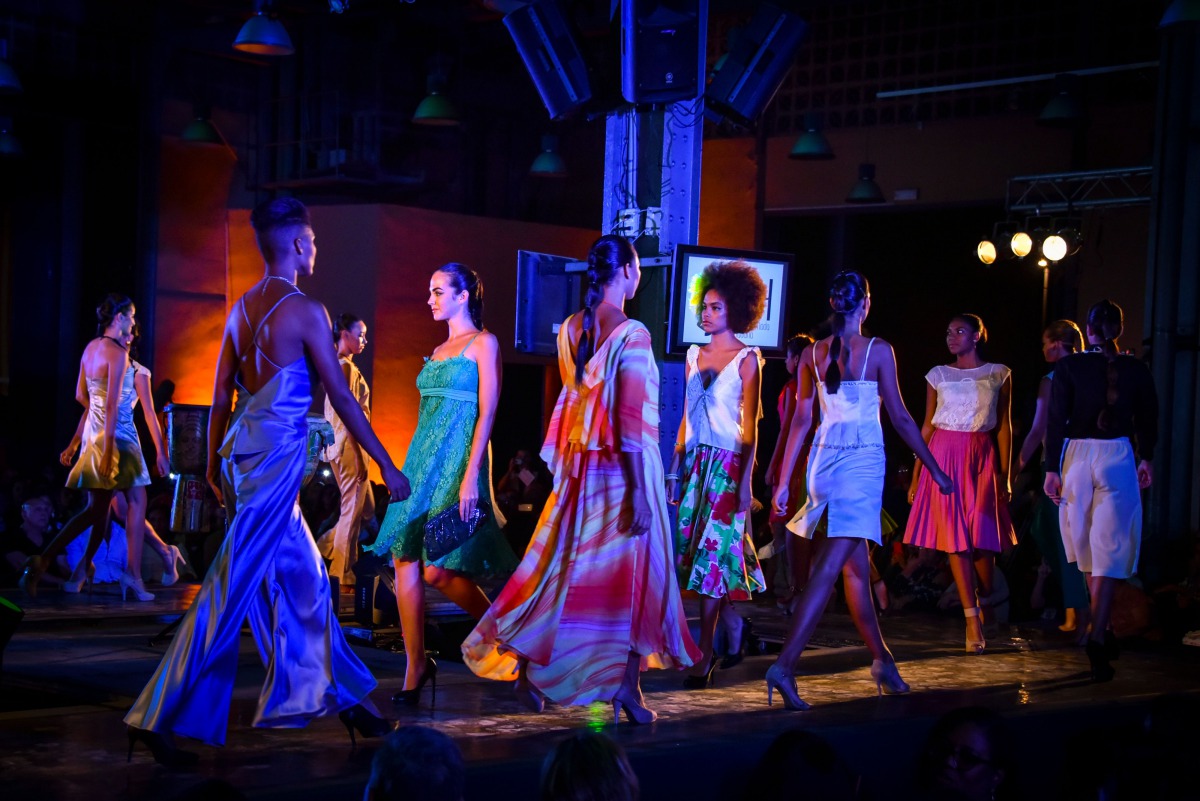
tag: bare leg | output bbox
[841,541,892,663]
[123,486,149,582]
[788,533,814,599]
[58,490,116,587]
[422,565,491,619]
[775,537,861,670]
[690,595,723,675]
[974,551,997,631]
[393,557,428,691]
[612,651,656,723]
[949,551,984,645]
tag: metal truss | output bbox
[1008,166,1153,214]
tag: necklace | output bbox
[101,334,128,351]
[264,274,296,286]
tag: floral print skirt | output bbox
[675,444,766,600]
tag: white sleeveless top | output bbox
[684,345,763,453]
[927,363,1010,432]
[812,337,884,450]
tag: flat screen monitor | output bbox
[667,244,793,357]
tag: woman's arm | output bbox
[995,373,1014,497]
[61,409,87,467]
[876,342,952,495]
[458,333,502,520]
[206,318,240,504]
[772,345,817,516]
[614,327,653,536]
[736,351,762,513]
[908,382,938,502]
[1016,375,1052,475]
[765,381,797,487]
[134,368,171,478]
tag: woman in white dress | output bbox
[767,272,952,710]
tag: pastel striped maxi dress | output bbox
[462,319,700,705]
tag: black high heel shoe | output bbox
[339,703,392,748]
[720,618,753,670]
[126,727,199,770]
[392,656,438,707]
[682,657,717,689]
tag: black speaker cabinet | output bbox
[621,0,703,105]
[706,4,808,126]
[504,1,593,120]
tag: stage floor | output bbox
[2,583,1197,801]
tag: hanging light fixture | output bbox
[1010,230,1034,258]
[530,135,567,178]
[1160,0,1200,27]
[1038,74,1083,127]
[412,70,460,127]
[233,4,295,56]
[789,113,834,160]
[181,116,226,146]
[845,163,885,204]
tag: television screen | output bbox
[667,244,794,357]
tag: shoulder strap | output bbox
[458,332,482,356]
[860,337,876,381]
[239,287,301,366]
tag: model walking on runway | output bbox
[767,272,952,710]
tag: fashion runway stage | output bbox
[2,586,1197,801]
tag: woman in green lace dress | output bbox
[367,263,517,706]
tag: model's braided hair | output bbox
[576,235,635,385]
[1087,299,1124,432]
[824,272,869,394]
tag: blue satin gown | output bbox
[124,358,378,746]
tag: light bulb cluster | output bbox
[977,217,1081,266]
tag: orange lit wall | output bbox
[152,139,237,405]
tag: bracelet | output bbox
[665,473,679,481]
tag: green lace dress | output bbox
[367,350,518,578]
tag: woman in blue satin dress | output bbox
[367,263,517,707]
[124,198,410,766]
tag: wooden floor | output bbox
[2,583,1198,801]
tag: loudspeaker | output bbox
[621,0,703,104]
[706,4,808,126]
[504,1,593,120]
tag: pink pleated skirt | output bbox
[903,429,1016,554]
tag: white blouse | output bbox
[684,345,763,453]
[927,363,1010,433]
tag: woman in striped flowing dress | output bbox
[462,235,699,723]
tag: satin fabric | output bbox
[67,366,150,490]
[125,359,378,746]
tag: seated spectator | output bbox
[916,706,1017,801]
[1,491,70,589]
[364,726,465,801]
[541,732,639,801]
[495,448,552,554]
[739,728,858,801]
[883,545,953,612]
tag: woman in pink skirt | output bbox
[905,314,1016,654]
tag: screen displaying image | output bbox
[667,244,794,356]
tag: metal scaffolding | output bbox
[1007,166,1153,214]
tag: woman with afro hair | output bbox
[667,259,768,689]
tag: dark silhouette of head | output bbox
[540,732,639,801]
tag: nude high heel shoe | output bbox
[161,545,187,587]
[120,572,155,602]
[63,562,95,594]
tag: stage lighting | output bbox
[977,240,998,265]
[1010,231,1033,258]
[1042,228,1081,261]
[1038,74,1083,127]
